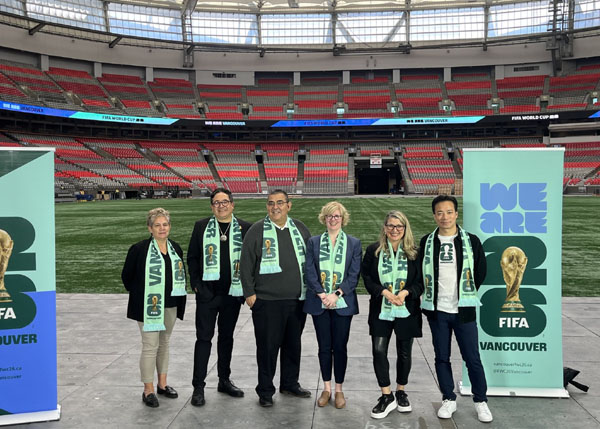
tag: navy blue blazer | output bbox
[303,233,361,316]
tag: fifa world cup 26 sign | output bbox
[463,148,566,396]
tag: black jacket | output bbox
[362,242,423,336]
[418,229,487,324]
[187,216,252,302]
[121,237,186,322]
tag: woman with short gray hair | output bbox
[122,207,187,408]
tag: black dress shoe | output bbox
[157,385,178,399]
[218,379,244,398]
[279,385,311,398]
[259,396,273,407]
[142,392,159,408]
[191,388,205,407]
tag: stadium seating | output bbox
[3,59,600,121]
[0,61,76,109]
[497,75,546,111]
[303,145,349,194]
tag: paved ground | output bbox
[11,295,600,428]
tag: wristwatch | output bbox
[334,290,342,297]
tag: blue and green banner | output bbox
[462,148,568,397]
[0,148,60,423]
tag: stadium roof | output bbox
[122,0,507,13]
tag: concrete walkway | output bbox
[19,295,600,428]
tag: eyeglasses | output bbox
[326,215,342,221]
[267,200,288,207]
[385,224,405,231]
[212,200,231,207]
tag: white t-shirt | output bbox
[437,234,458,313]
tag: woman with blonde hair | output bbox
[362,210,423,419]
[304,201,362,409]
[122,208,187,408]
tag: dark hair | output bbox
[210,187,233,204]
[268,189,289,201]
[431,194,458,213]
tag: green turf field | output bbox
[55,196,599,296]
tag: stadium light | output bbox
[397,43,411,54]
[333,44,345,56]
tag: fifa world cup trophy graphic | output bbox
[0,229,14,303]
[500,246,527,313]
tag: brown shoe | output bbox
[317,391,331,407]
[334,392,346,409]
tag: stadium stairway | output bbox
[257,161,268,192]
[452,158,463,178]
[207,159,224,188]
[296,157,305,194]
[398,156,414,194]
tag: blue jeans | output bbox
[427,311,488,403]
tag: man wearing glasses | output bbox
[187,188,252,407]
[240,189,311,407]
[418,195,492,423]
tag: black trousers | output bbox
[312,311,353,384]
[192,294,242,389]
[251,298,306,398]
[372,336,414,388]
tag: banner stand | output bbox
[461,148,568,398]
[0,406,61,426]
[0,148,60,425]
[459,382,569,398]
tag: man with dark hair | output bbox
[187,188,252,406]
[240,189,312,407]
[418,195,493,423]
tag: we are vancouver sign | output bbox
[461,148,568,398]
[0,148,60,424]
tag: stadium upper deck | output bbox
[1,60,600,120]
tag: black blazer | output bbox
[121,237,186,322]
[362,242,423,331]
[417,229,487,324]
[303,233,362,316]
[187,216,252,302]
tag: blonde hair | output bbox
[147,207,171,227]
[375,210,417,260]
[318,201,349,227]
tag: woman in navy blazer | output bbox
[304,201,361,409]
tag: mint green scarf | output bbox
[318,230,348,310]
[377,241,410,320]
[143,238,186,332]
[202,215,244,296]
[421,226,480,311]
[260,216,307,300]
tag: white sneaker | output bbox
[437,399,457,419]
[475,401,493,423]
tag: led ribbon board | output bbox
[0,101,178,125]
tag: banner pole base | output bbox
[459,382,570,398]
[0,405,61,426]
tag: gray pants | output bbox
[137,307,177,383]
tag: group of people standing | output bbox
[121,189,493,423]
